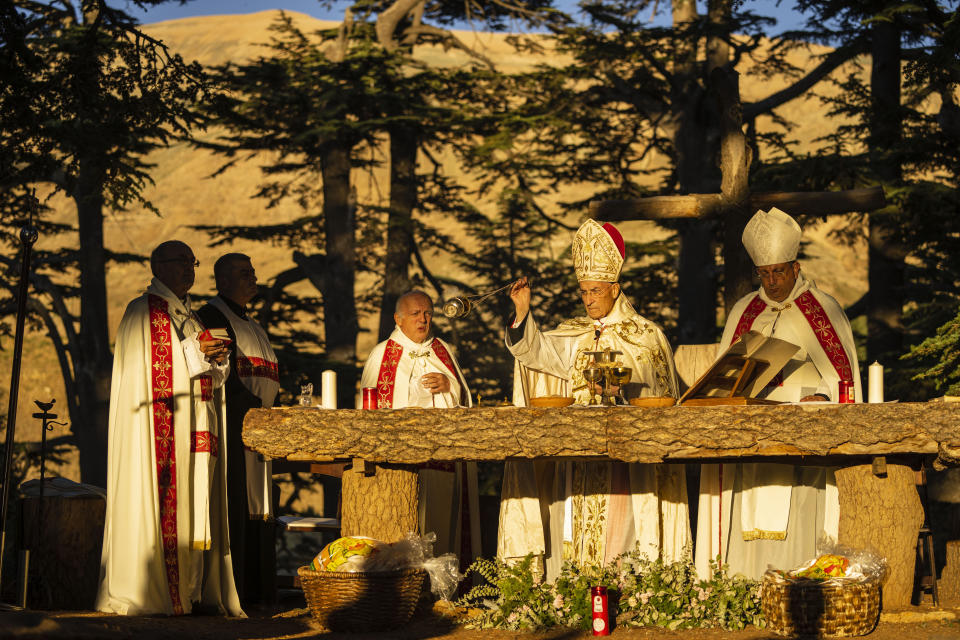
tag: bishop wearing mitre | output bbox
[497,219,689,581]
[695,207,862,580]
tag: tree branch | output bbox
[399,23,496,69]
[744,35,869,121]
[376,0,423,51]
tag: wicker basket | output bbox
[297,565,426,631]
[760,571,880,637]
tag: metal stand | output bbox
[0,215,39,603]
[17,400,67,607]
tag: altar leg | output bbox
[341,462,420,543]
[836,463,923,610]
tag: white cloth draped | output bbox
[96,279,241,616]
[208,296,278,519]
[696,274,856,580]
[498,294,690,581]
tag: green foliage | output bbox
[457,549,764,632]
[905,306,960,395]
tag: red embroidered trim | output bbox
[376,340,403,408]
[431,340,466,401]
[147,294,183,615]
[191,431,219,457]
[199,375,212,402]
[237,356,279,382]
[730,295,767,344]
[793,291,854,382]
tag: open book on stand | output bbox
[678,330,799,406]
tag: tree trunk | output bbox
[340,463,419,543]
[867,17,906,367]
[673,0,719,343]
[244,403,960,464]
[378,126,418,341]
[712,65,753,312]
[707,0,753,313]
[940,540,960,602]
[321,143,359,408]
[73,159,112,488]
[22,492,105,609]
[836,463,923,610]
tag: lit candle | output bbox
[321,370,337,409]
[868,361,883,403]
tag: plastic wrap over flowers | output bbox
[309,531,462,600]
[769,539,888,585]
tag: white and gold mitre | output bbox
[742,207,802,266]
[572,219,624,282]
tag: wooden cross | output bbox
[588,67,888,313]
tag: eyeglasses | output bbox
[579,285,614,300]
[755,265,793,281]
[157,257,199,268]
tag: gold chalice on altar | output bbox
[582,348,624,405]
[607,365,632,404]
[582,366,606,405]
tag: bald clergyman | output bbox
[359,290,480,568]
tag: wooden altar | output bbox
[244,402,960,609]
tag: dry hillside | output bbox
[1,10,869,480]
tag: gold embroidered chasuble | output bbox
[498,294,690,580]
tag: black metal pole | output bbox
[0,223,39,592]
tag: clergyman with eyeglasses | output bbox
[695,207,862,583]
[497,219,688,582]
[96,240,242,616]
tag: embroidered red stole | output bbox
[793,291,854,382]
[147,294,183,615]
[730,290,853,383]
[375,339,404,408]
[730,295,767,344]
[430,340,466,401]
[190,431,219,456]
[375,338,466,408]
[237,356,279,382]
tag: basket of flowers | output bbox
[760,552,885,637]
[297,533,458,632]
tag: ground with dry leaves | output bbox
[2,597,958,640]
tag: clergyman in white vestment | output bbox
[498,219,690,581]
[197,253,279,607]
[359,290,481,566]
[695,207,862,581]
[96,241,243,616]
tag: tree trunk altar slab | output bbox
[245,403,960,600]
[836,463,924,610]
[244,403,960,465]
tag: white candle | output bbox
[868,361,883,403]
[321,369,337,409]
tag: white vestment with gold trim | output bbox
[498,294,690,581]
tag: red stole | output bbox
[375,338,465,408]
[147,294,183,615]
[793,291,854,382]
[730,291,853,382]
[237,356,279,382]
[730,295,767,344]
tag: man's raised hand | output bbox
[510,277,531,323]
